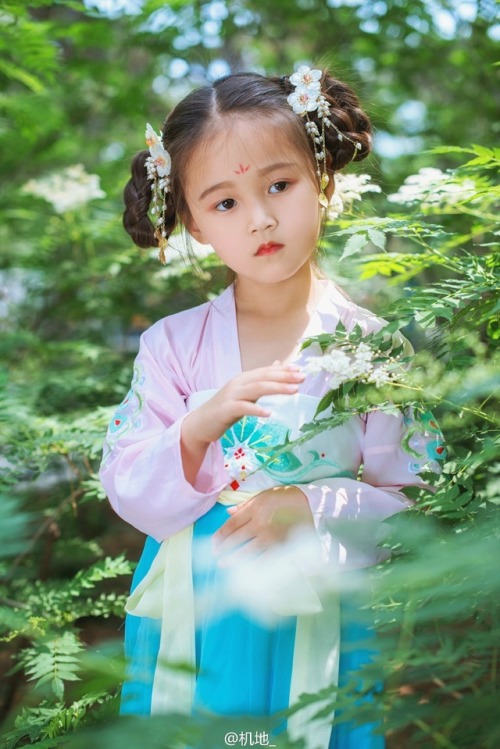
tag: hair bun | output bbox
[321,71,372,171]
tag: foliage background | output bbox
[0,1,498,747]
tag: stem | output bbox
[413,719,459,748]
[389,382,499,425]
[0,598,29,609]
[491,646,498,689]
[8,488,84,575]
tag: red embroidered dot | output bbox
[436,446,444,454]
[321,453,325,457]
[230,480,240,491]
[114,419,121,426]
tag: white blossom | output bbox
[329,373,346,390]
[300,355,325,375]
[287,87,320,115]
[348,343,374,378]
[289,65,322,91]
[327,193,344,221]
[327,173,381,220]
[302,341,395,391]
[368,366,391,387]
[354,342,373,363]
[22,164,105,214]
[145,123,171,178]
[302,350,351,381]
[388,167,476,206]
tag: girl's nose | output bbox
[248,201,277,234]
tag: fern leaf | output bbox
[21,632,83,698]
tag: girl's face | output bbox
[183,117,323,286]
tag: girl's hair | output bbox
[123,70,372,250]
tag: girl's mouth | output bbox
[255,243,284,256]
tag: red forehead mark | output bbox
[234,163,250,174]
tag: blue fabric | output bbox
[120,535,161,715]
[328,596,384,749]
[120,506,384,748]
[192,503,295,735]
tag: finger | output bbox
[213,513,251,547]
[226,505,240,515]
[237,379,303,403]
[218,538,264,567]
[213,524,253,556]
[240,365,305,384]
[220,507,251,536]
[230,401,272,419]
[270,360,302,371]
[264,364,305,378]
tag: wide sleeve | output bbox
[99,330,229,541]
[296,407,445,569]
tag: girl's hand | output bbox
[183,361,305,446]
[212,486,315,565]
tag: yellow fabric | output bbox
[217,488,256,506]
[125,525,194,714]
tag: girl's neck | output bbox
[233,264,325,321]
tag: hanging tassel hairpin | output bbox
[145,123,171,264]
[286,66,362,208]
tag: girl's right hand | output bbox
[183,361,305,445]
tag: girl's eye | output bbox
[215,198,236,212]
[269,181,289,194]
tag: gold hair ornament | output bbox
[145,123,171,264]
[286,66,362,208]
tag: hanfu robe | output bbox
[99,279,444,749]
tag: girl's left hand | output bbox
[212,486,315,565]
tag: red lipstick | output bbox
[255,242,284,256]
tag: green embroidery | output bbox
[221,414,354,485]
[101,363,146,465]
[402,407,446,474]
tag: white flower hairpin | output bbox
[286,66,362,208]
[145,123,171,264]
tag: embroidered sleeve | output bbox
[101,363,146,467]
[99,329,228,541]
[400,406,446,475]
[296,406,445,569]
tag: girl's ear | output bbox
[189,224,210,245]
[184,214,210,245]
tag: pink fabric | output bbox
[100,280,436,567]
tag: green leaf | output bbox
[22,632,83,699]
[315,389,334,416]
[340,232,368,260]
[367,228,386,250]
[0,59,46,92]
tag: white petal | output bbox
[287,92,307,115]
[145,123,161,148]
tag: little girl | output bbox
[100,67,440,749]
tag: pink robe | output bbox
[100,279,442,569]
